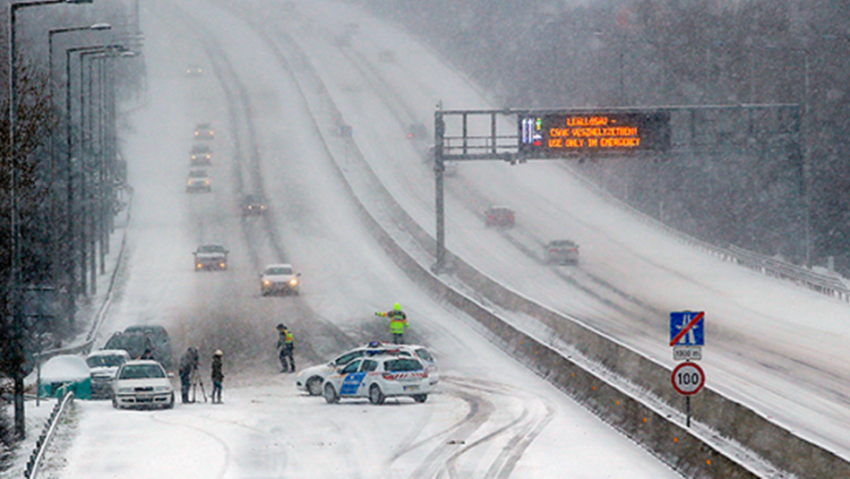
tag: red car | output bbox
[485,206,515,227]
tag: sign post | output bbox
[671,361,705,427]
[670,311,706,427]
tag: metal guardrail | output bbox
[566,165,850,302]
[22,191,132,476]
[24,389,75,479]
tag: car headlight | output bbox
[204,180,210,185]
[263,279,271,286]
[197,263,203,269]
[219,262,226,268]
[117,387,132,393]
[289,278,299,286]
[155,386,170,392]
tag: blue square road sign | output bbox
[670,311,705,346]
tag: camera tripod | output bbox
[190,367,207,403]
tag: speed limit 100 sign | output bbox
[671,362,705,396]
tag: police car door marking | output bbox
[340,372,367,395]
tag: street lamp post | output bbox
[48,23,111,331]
[63,44,124,300]
[7,0,95,440]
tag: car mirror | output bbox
[167,372,175,379]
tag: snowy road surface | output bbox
[43,0,680,477]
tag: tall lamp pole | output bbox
[63,44,124,302]
[7,0,94,440]
[48,23,111,327]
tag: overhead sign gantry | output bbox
[431,104,800,273]
[431,107,674,273]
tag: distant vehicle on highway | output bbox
[407,123,427,139]
[189,144,212,166]
[186,169,212,193]
[86,349,131,399]
[185,64,204,77]
[194,122,215,140]
[112,360,175,410]
[485,206,515,228]
[322,355,430,405]
[544,239,580,265]
[194,244,228,272]
[241,194,268,216]
[260,263,300,296]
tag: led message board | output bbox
[518,111,670,157]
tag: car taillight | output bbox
[382,373,396,380]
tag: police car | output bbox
[322,355,430,405]
[296,342,438,396]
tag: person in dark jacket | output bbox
[178,347,199,403]
[276,324,295,372]
[211,350,224,404]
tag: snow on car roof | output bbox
[40,355,90,382]
[88,349,131,358]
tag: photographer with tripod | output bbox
[179,347,205,403]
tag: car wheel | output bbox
[412,394,428,403]
[112,397,119,409]
[369,384,385,405]
[323,383,339,404]
[307,377,323,396]
[165,393,175,409]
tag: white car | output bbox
[296,342,438,396]
[86,349,131,399]
[112,360,175,409]
[322,355,430,405]
[260,263,301,296]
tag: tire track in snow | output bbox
[150,413,233,479]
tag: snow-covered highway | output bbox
[37,0,683,477]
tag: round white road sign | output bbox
[671,362,705,396]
